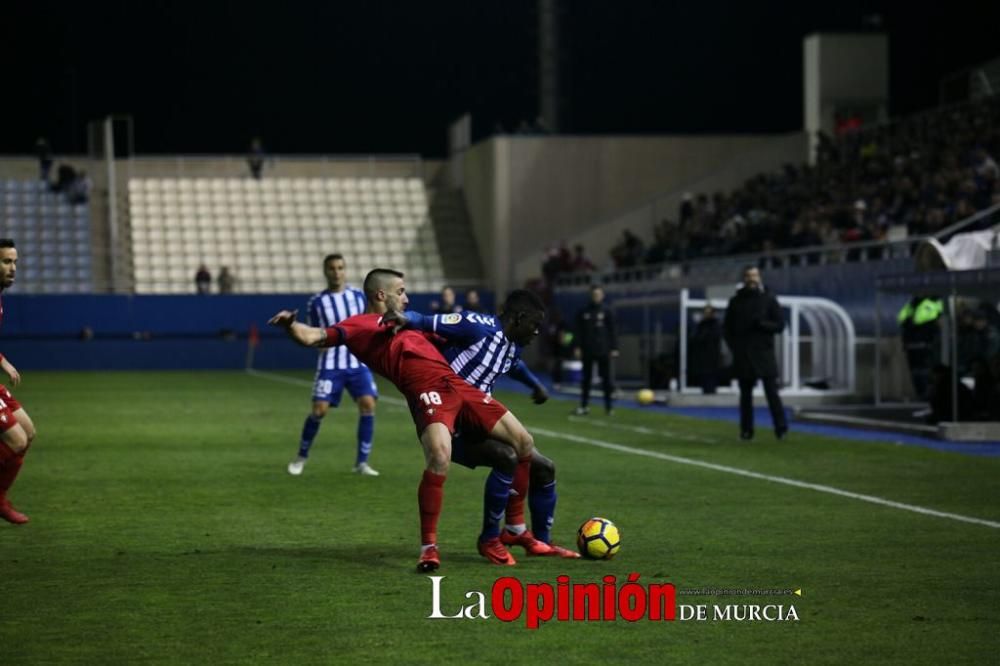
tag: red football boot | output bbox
[501,530,581,558]
[544,542,582,559]
[417,546,440,573]
[0,499,29,525]
[500,529,555,555]
[477,537,517,565]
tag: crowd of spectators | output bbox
[541,243,597,285]
[36,136,91,206]
[541,95,1000,282]
[429,286,487,314]
[194,265,236,294]
[639,95,1000,267]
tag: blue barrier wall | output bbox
[1,292,493,370]
[554,259,915,337]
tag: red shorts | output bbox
[406,373,508,438]
[0,385,22,432]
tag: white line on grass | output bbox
[532,426,1000,530]
[245,369,407,407]
[249,370,1000,530]
[568,414,719,444]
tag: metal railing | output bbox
[555,201,1000,289]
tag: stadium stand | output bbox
[551,94,1000,284]
[126,176,444,293]
[0,178,93,293]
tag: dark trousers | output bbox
[737,376,787,435]
[581,354,613,410]
[700,371,718,395]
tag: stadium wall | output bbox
[458,133,808,296]
[119,156,445,180]
[0,292,459,370]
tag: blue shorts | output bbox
[312,367,379,407]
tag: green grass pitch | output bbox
[2,370,999,664]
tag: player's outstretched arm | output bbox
[508,360,547,404]
[0,356,21,387]
[268,310,328,347]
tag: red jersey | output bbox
[322,313,508,436]
[322,313,454,393]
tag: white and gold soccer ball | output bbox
[577,517,621,560]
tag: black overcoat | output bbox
[723,286,785,379]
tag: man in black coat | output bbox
[723,267,788,440]
[573,285,618,415]
[690,305,722,394]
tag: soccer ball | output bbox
[577,517,621,560]
[636,388,655,405]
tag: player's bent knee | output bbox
[2,427,28,454]
[515,429,535,458]
[490,444,518,475]
[426,454,450,475]
[357,395,376,415]
[531,453,555,486]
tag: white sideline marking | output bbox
[249,370,1000,530]
[245,369,407,407]
[532,426,1000,530]
[568,414,719,444]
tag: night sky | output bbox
[2,1,998,157]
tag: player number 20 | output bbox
[419,391,443,406]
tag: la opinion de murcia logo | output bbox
[427,575,799,629]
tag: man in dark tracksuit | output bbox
[573,285,618,415]
[723,267,788,440]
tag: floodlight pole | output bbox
[103,116,118,293]
[679,288,689,392]
[950,290,958,421]
[874,288,881,405]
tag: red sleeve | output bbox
[318,325,345,347]
[0,353,4,364]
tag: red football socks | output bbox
[505,456,532,526]
[0,454,23,498]
[418,470,446,546]
[0,441,17,466]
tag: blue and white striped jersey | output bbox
[406,311,540,396]
[307,287,368,371]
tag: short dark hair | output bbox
[503,289,546,316]
[363,268,404,299]
[0,239,15,249]
[323,253,344,265]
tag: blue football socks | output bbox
[356,414,374,465]
[529,481,557,543]
[298,414,323,458]
[481,468,513,541]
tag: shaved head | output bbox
[363,268,404,299]
[363,268,408,313]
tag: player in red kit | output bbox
[269,268,536,571]
[0,239,38,525]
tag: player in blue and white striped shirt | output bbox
[287,254,380,477]
[390,289,579,558]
